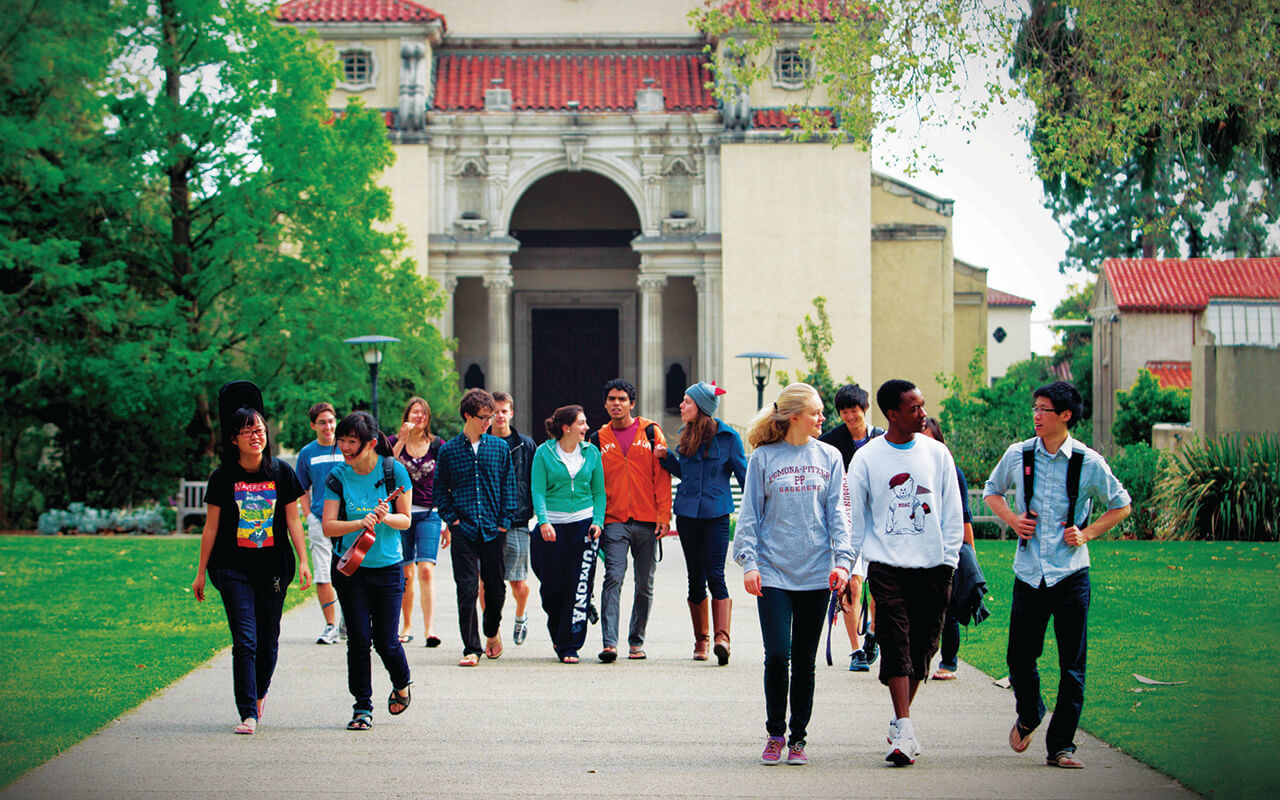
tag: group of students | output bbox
[191,374,1131,775]
[734,377,1130,770]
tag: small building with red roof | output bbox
[1091,257,1280,450]
[986,286,1035,381]
[275,0,994,431]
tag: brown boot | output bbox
[689,599,710,661]
[711,598,732,665]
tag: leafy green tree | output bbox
[0,0,456,525]
[1112,369,1190,448]
[690,0,1013,173]
[937,352,1055,486]
[1013,0,1280,269]
[777,296,853,432]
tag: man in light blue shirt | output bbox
[984,381,1131,770]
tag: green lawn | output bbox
[965,540,1280,800]
[0,537,310,790]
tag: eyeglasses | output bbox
[1031,406,1059,417]
[239,428,268,441]
[474,413,493,422]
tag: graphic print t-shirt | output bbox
[206,461,303,579]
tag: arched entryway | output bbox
[509,171,641,438]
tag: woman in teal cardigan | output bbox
[530,404,606,663]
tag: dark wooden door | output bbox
[530,308,619,441]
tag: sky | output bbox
[872,85,1078,357]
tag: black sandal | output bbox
[347,710,373,730]
[388,683,412,715]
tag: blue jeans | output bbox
[938,612,960,671]
[757,587,828,745]
[1007,567,1090,756]
[529,519,598,659]
[332,563,411,713]
[676,515,730,602]
[209,568,286,722]
[401,510,442,564]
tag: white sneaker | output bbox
[886,726,918,767]
[316,624,339,645]
[887,719,899,744]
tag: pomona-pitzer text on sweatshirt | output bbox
[733,439,855,591]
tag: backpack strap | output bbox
[1065,449,1085,529]
[644,423,657,449]
[1021,444,1036,515]
[378,454,396,493]
[324,472,346,521]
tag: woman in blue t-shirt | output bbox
[322,411,414,731]
[192,405,312,736]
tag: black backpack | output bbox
[1021,444,1085,527]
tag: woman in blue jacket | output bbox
[656,381,747,664]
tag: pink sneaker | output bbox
[760,736,785,765]
[786,741,808,765]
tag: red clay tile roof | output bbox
[277,0,445,25]
[1102,258,1280,312]
[720,0,866,22]
[752,108,834,129]
[988,287,1035,307]
[1144,360,1192,390]
[432,53,715,112]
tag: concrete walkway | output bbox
[6,544,1193,799]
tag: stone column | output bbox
[484,273,514,393]
[637,273,667,419]
[694,271,722,383]
[439,274,458,345]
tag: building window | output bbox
[773,48,811,88]
[336,46,377,91]
[992,326,1007,343]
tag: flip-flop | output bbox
[628,649,647,660]
[485,637,503,659]
[234,718,256,735]
[458,653,479,667]
[425,636,441,648]
[598,648,618,663]
[398,633,414,643]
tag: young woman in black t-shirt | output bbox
[192,406,312,735]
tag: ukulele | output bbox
[336,486,406,576]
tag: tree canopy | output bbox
[1013,0,1280,270]
[1,0,457,526]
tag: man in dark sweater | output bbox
[819,383,885,673]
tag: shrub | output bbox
[1113,369,1190,447]
[1108,442,1166,539]
[1153,434,1280,541]
[37,503,170,536]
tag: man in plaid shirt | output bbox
[434,388,518,666]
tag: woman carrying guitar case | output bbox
[321,410,414,731]
[191,380,313,735]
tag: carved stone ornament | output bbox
[562,133,587,172]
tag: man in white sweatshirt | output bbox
[847,379,965,767]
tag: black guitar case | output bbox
[218,380,265,428]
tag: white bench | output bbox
[176,480,207,535]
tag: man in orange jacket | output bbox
[592,378,672,662]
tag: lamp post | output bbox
[344,335,400,422]
[735,351,788,410]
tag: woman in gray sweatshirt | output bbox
[733,382,856,766]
